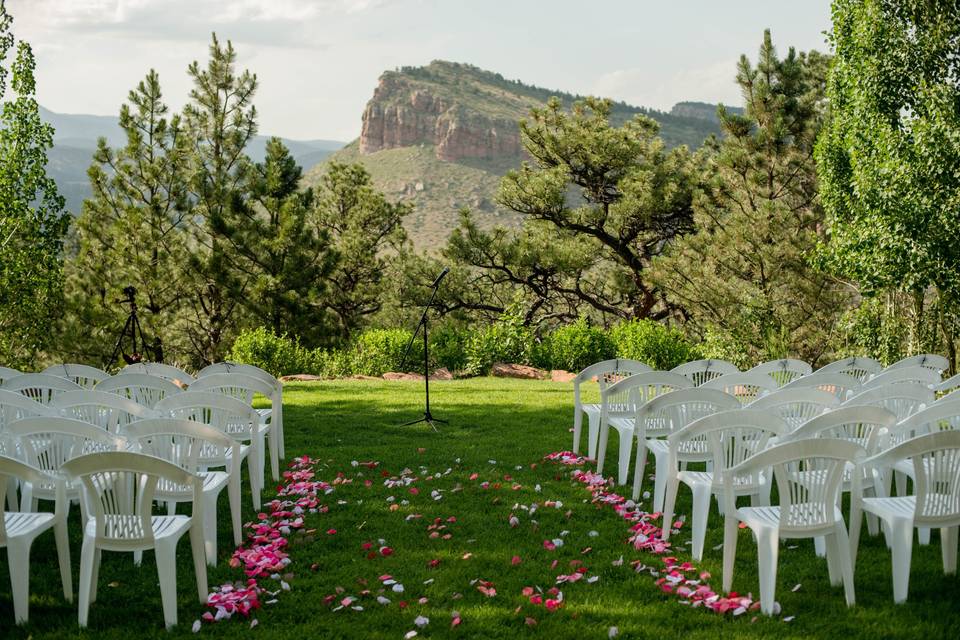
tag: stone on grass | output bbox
[278,374,324,382]
[550,370,576,382]
[491,363,547,380]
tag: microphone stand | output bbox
[398,267,449,430]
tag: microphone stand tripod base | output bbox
[400,412,448,431]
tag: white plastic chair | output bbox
[0,455,72,624]
[660,409,789,560]
[95,373,182,409]
[51,390,156,435]
[885,353,949,375]
[62,451,207,629]
[189,373,282,481]
[851,431,960,603]
[42,364,110,389]
[670,359,740,387]
[843,383,934,421]
[0,367,21,384]
[781,371,861,401]
[570,359,653,458]
[860,366,942,391]
[701,371,779,405]
[0,391,57,510]
[787,405,898,555]
[127,418,241,565]
[747,359,812,387]
[121,362,195,386]
[594,372,692,485]
[722,439,865,614]
[1,373,82,404]
[8,416,120,513]
[155,392,262,509]
[630,388,741,506]
[815,355,883,383]
[198,362,284,459]
[746,387,839,431]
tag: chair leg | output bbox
[203,491,220,566]
[824,529,841,587]
[255,431,266,490]
[849,500,863,567]
[190,520,209,602]
[78,537,96,627]
[941,526,958,575]
[90,549,101,603]
[274,398,284,459]
[572,409,582,455]
[652,450,669,512]
[155,541,179,630]
[587,413,601,460]
[814,536,826,558]
[595,418,610,476]
[54,516,73,602]
[616,429,633,486]
[661,476,680,542]
[6,539,32,624]
[268,422,280,482]
[894,470,907,497]
[756,528,780,615]
[889,518,914,604]
[832,524,856,607]
[631,439,648,502]
[229,474,242,548]
[133,550,143,566]
[918,527,931,545]
[247,448,262,511]
[689,485,711,562]
[722,515,739,593]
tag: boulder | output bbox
[432,367,454,380]
[550,369,577,383]
[279,374,324,382]
[490,362,547,380]
[383,368,454,381]
[349,375,381,381]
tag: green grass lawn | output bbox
[1,378,957,639]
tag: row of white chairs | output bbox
[0,361,285,482]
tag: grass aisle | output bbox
[1,379,957,639]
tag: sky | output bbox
[8,0,832,142]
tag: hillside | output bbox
[305,60,729,251]
[40,106,345,214]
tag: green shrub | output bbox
[609,319,700,371]
[349,328,423,376]
[229,327,308,377]
[539,317,616,372]
[464,304,533,376]
[698,326,752,370]
[429,324,470,372]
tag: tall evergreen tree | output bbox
[0,2,69,367]
[211,137,334,344]
[314,162,410,340]
[651,30,846,364]
[182,33,258,363]
[65,70,191,365]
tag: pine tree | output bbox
[182,33,258,363]
[0,2,69,366]
[651,30,846,365]
[210,137,335,344]
[65,70,191,365]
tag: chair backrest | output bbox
[0,456,52,537]
[670,359,740,387]
[0,388,56,426]
[669,408,789,486]
[1,373,82,404]
[936,372,960,395]
[700,372,778,405]
[154,392,258,442]
[198,362,278,388]
[747,359,812,387]
[861,366,942,391]
[8,416,120,477]
[843,383,934,421]
[120,362,195,385]
[787,405,897,455]
[888,397,960,444]
[746,387,840,431]
[95,373,182,408]
[781,371,861,401]
[127,418,239,483]
[865,431,960,525]
[573,359,653,410]
[726,438,866,533]
[187,372,274,405]
[636,388,741,440]
[600,371,692,416]
[0,366,21,385]
[62,451,199,549]
[42,363,110,389]
[51,390,156,434]
[815,356,883,383]
[885,353,949,375]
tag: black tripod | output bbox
[109,286,152,366]
[398,267,450,430]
